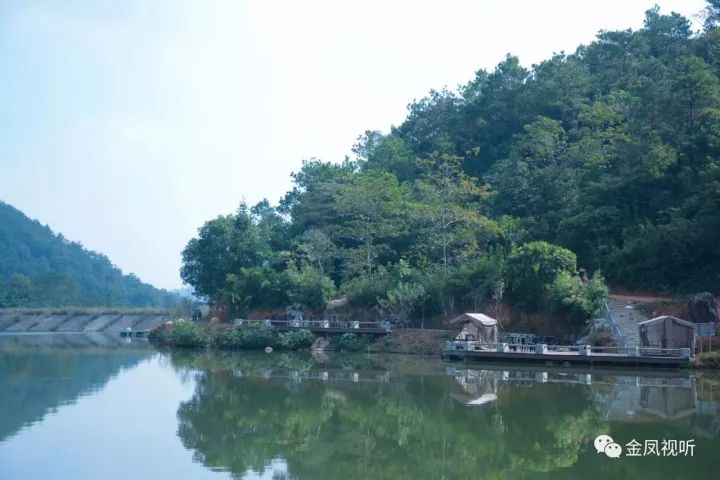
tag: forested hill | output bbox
[181,5,719,327]
[375,5,720,292]
[0,201,177,308]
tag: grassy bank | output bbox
[149,321,451,355]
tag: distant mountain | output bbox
[0,200,178,308]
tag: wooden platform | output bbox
[443,342,691,367]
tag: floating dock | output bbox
[442,341,692,367]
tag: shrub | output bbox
[209,326,243,349]
[286,266,336,311]
[148,323,172,345]
[237,325,280,349]
[377,282,426,327]
[170,320,206,348]
[693,352,720,369]
[342,271,389,310]
[336,333,373,352]
[150,322,285,349]
[547,272,608,327]
[505,241,577,310]
[278,329,316,350]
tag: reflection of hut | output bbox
[594,377,697,421]
[638,316,695,349]
[639,384,696,419]
[450,369,499,406]
[450,313,499,344]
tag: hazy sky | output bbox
[0,0,709,289]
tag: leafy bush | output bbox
[444,251,506,311]
[285,266,335,311]
[148,323,172,345]
[505,241,577,310]
[150,322,283,350]
[547,272,609,327]
[693,352,720,369]
[377,282,426,326]
[342,270,389,310]
[170,320,206,348]
[208,326,243,349]
[278,329,316,350]
[237,325,280,349]
[336,333,373,352]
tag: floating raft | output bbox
[442,341,692,367]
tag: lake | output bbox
[1,333,719,479]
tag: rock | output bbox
[328,296,348,309]
[210,317,221,325]
[264,346,273,353]
[688,293,719,324]
[311,337,330,351]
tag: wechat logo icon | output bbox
[594,435,622,458]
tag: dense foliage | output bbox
[0,201,177,308]
[149,321,316,351]
[181,5,720,328]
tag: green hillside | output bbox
[0,201,177,308]
[179,5,720,327]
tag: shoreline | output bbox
[148,321,719,370]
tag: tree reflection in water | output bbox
[170,352,611,479]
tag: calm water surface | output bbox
[1,333,719,480]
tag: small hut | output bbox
[450,313,499,344]
[638,316,695,350]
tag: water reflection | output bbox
[1,338,719,480]
[448,365,720,440]
[167,352,720,479]
[0,333,152,441]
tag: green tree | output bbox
[416,153,489,272]
[377,282,426,326]
[505,241,577,310]
[299,229,336,276]
[334,171,408,276]
[285,266,335,311]
[547,271,609,327]
[180,214,239,300]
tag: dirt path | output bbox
[608,293,673,303]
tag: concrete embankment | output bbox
[0,309,170,334]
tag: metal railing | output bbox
[445,340,691,358]
[233,318,392,332]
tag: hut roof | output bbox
[450,313,498,328]
[638,315,695,328]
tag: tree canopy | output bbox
[181,4,720,327]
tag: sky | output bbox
[0,0,709,290]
